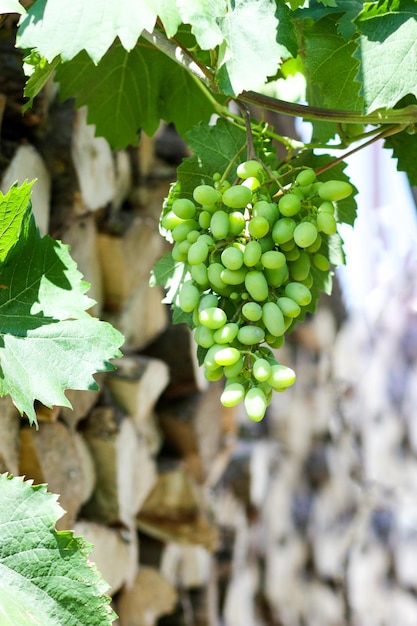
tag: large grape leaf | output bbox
[384,128,417,187]
[0,474,115,625]
[354,0,417,112]
[0,0,25,15]
[0,182,123,425]
[55,39,217,148]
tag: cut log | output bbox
[105,355,170,429]
[74,520,138,595]
[97,214,163,311]
[0,143,51,236]
[103,281,168,352]
[61,215,104,317]
[113,149,132,211]
[0,395,20,475]
[73,432,96,505]
[60,374,104,430]
[19,421,85,529]
[81,407,157,527]
[117,566,178,626]
[161,543,212,589]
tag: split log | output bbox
[0,143,51,235]
[97,214,163,311]
[0,395,20,475]
[19,421,86,529]
[117,566,178,626]
[105,355,170,429]
[73,433,96,505]
[81,406,156,527]
[74,520,138,595]
[103,281,168,352]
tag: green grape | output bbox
[224,356,244,378]
[171,242,187,262]
[221,267,247,285]
[161,210,183,231]
[248,215,269,239]
[261,250,286,270]
[172,219,199,242]
[237,159,263,180]
[245,270,269,301]
[214,346,241,366]
[199,306,227,329]
[285,281,312,306]
[268,364,296,390]
[301,273,314,289]
[266,334,285,349]
[318,201,335,214]
[313,253,330,271]
[296,168,316,187]
[221,246,244,270]
[172,198,197,219]
[213,322,239,344]
[242,176,261,191]
[243,240,263,267]
[187,230,200,243]
[293,222,318,248]
[205,367,224,381]
[179,282,200,312]
[253,358,272,382]
[317,212,337,235]
[188,240,209,265]
[259,234,275,253]
[208,263,232,295]
[284,246,300,261]
[318,180,353,201]
[272,218,296,244]
[305,233,322,253]
[199,210,212,229]
[222,185,252,209]
[228,211,246,236]
[210,210,230,239]
[199,293,219,311]
[253,200,279,226]
[177,240,191,255]
[221,382,245,407]
[242,301,263,321]
[194,325,215,348]
[190,263,209,288]
[237,325,265,345]
[198,233,215,248]
[288,251,311,281]
[276,296,301,318]
[280,239,295,252]
[244,387,268,421]
[263,264,288,287]
[193,184,222,206]
[204,344,224,370]
[278,193,301,217]
[262,301,285,337]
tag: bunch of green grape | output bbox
[160,160,353,421]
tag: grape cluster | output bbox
[160,160,353,421]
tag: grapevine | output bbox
[158,147,353,422]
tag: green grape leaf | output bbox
[16,0,157,63]
[0,181,33,262]
[384,127,417,187]
[149,0,182,37]
[56,40,216,148]
[177,0,226,49]
[22,55,61,112]
[296,0,363,39]
[0,474,115,625]
[302,14,364,140]
[354,1,417,112]
[0,0,25,14]
[150,252,191,307]
[0,183,124,425]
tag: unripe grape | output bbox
[188,240,209,265]
[228,211,246,236]
[245,270,269,301]
[199,293,218,311]
[224,356,244,378]
[161,210,183,231]
[272,218,296,244]
[199,210,211,229]
[244,387,268,421]
[242,301,263,321]
[263,264,288,287]
[172,198,197,219]
[222,185,252,209]
[248,215,269,239]
[221,267,247,285]
[278,193,301,217]
[259,235,275,253]
[242,176,261,191]
[171,242,187,262]
[204,344,224,371]
[284,246,300,261]
[193,184,222,206]
[285,281,312,306]
[187,230,200,243]
[205,367,224,381]
[237,325,265,345]
[317,212,337,235]
[305,233,322,253]
[213,322,239,344]
[207,262,229,293]
[318,201,335,214]
[199,306,227,329]
[266,334,285,349]
[177,240,191,255]
[253,200,279,226]
[190,263,209,288]
[262,301,285,337]
[194,325,215,348]
[268,364,296,390]
[221,382,245,407]
[288,251,311,281]
[301,273,314,289]
[296,168,316,186]
[276,296,301,318]
[313,253,330,271]
[172,219,199,242]
[221,246,244,270]
[243,240,263,267]
[318,180,353,201]
[261,250,286,270]
[237,159,263,180]
[253,358,272,382]
[210,210,230,239]
[179,282,200,312]
[293,222,318,248]
[214,346,241,366]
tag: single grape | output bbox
[205,367,224,381]
[193,184,222,206]
[179,282,200,313]
[188,240,209,265]
[187,230,200,244]
[318,201,335,215]
[276,296,301,318]
[293,222,318,248]
[245,270,269,301]
[285,282,312,306]
[262,301,285,337]
[213,322,239,344]
[224,356,244,378]
[194,325,215,348]
[263,264,288,288]
[243,240,263,267]
[261,250,286,270]
[248,215,269,239]
[221,246,244,270]
[284,246,300,261]
[242,301,263,322]
[199,306,227,329]
[242,176,261,191]
[208,263,231,295]
[313,253,330,271]
[214,346,241,366]
[237,159,263,180]
[190,263,209,288]
[222,185,252,209]
[221,382,245,407]
[272,218,296,244]
[172,198,197,219]
[318,180,353,201]
[296,168,316,187]
[237,325,265,345]
[160,210,183,231]
[171,242,187,262]
[305,233,322,253]
[288,251,311,281]
[278,193,301,217]
[199,210,211,230]
[228,211,246,236]
[221,267,247,286]
[259,235,275,253]
[253,358,272,382]
[253,200,279,226]
[317,212,337,235]
[244,387,268,421]
[268,363,296,390]
[210,210,230,239]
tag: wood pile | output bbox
[2,26,417,625]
